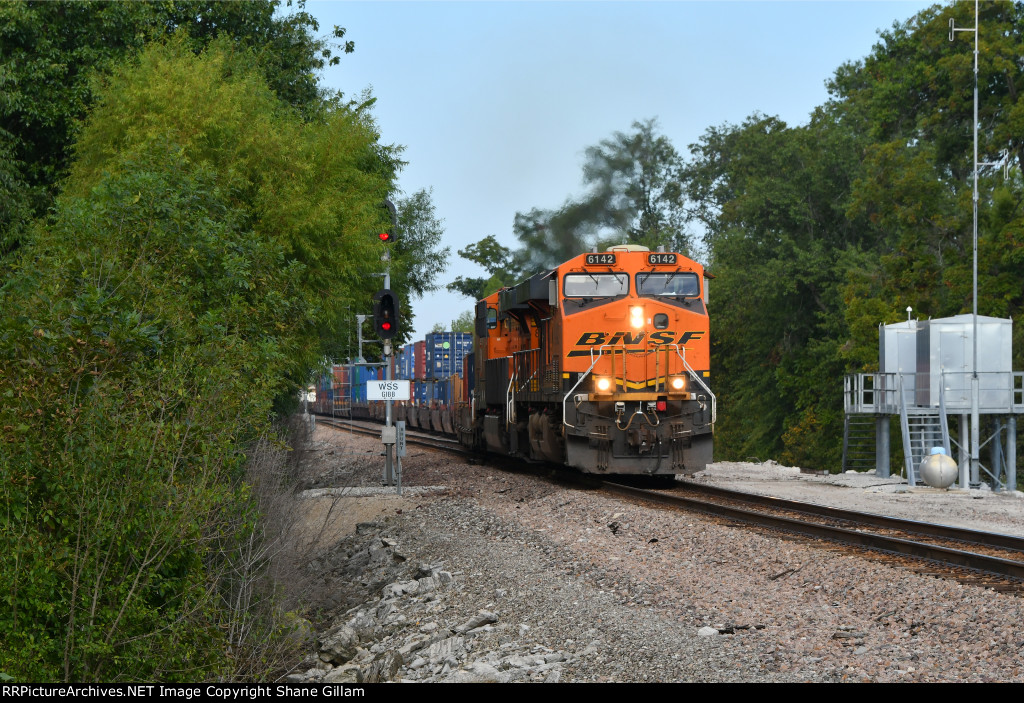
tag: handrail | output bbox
[506,366,516,427]
[668,344,716,426]
[562,342,718,429]
[938,374,951,456]
[845,370,1024,414]
[898,374,915,485]
[512,348,541,392]
[562,343,614,429]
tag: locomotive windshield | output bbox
[563,273,629,298]
[636,272,700,298]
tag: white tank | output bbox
[920,447,958,489]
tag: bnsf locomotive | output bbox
[462,243,713,476]
[317,244,714,476]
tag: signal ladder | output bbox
[841,415,877,473]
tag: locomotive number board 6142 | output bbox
[647,253,677,265]
[585,253,616,265]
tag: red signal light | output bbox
[373,289,400,340]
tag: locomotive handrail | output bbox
[669,344,717,426]
[561,344,614,429]
[512,348,541,392]
[506,372,516,426]
[562,342,717,429]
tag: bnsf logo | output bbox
[574,331,705,346]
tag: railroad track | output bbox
[317,417,470,455]
[319,415,1024,595]
[599,480,1024,593]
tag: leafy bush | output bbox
[0,38,394,682]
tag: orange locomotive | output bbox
[461,244,714,476]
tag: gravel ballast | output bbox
[292,423,1024,683]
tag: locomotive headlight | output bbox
[668,375,686,391]
[594,376,613,394]
[629,306,645,329]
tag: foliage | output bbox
[2,151,256,681]
[685,1,1024,472]
[0,0,353,264]
[391,189,450,299]
[383,189,451,341]
[447,235,520,301]
[506,119,691,277]
[682,111,873,466]
[68,37,396,395]
[0,37,394,682]
[429,310,474,334]
[834,0,1024,367]
[582,118,690,253]
[449,120,691,299]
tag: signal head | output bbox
[373,288,400,340]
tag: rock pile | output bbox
[288,522,573,683]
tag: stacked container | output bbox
[351,365,377,404]
[414,340,426,381]
[450,372,465,404]
[396,345,416,381]
[464,353,475,400]
[424,332,473,380]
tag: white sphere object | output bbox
[920,448,958,489]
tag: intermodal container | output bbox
[396,345,415,380]
[424,332,473,380]
[450,373,465,404]
[352,365,376,403]
[465,353,475,397]
[331,364,347,385]
[415,380,433,405]
[414,341,426,379]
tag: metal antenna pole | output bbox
[950,0,980,489]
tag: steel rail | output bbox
[319,417,467,454]
[601,480,1024,582]
[676,480,1024,553]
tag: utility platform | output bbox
[843,315,1023,491]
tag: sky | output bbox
[307,0,937,340]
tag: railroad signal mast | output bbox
[376,199,401,489]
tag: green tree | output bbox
[447,234,520,300]
[429,310,474,334]
[510,119,690,275]
[583,118,689,252]
[682,1,1024,471]
[0,0,354,262]
[392,189,449,299]
[833,1,1024,371]
[67,37,398,391]
[683,109,876,468]
[0,37,394,682]
[376,189,451,341]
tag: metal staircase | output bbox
[898,377,950,486]
[842,415,877,472]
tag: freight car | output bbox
[316,244,714,476]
